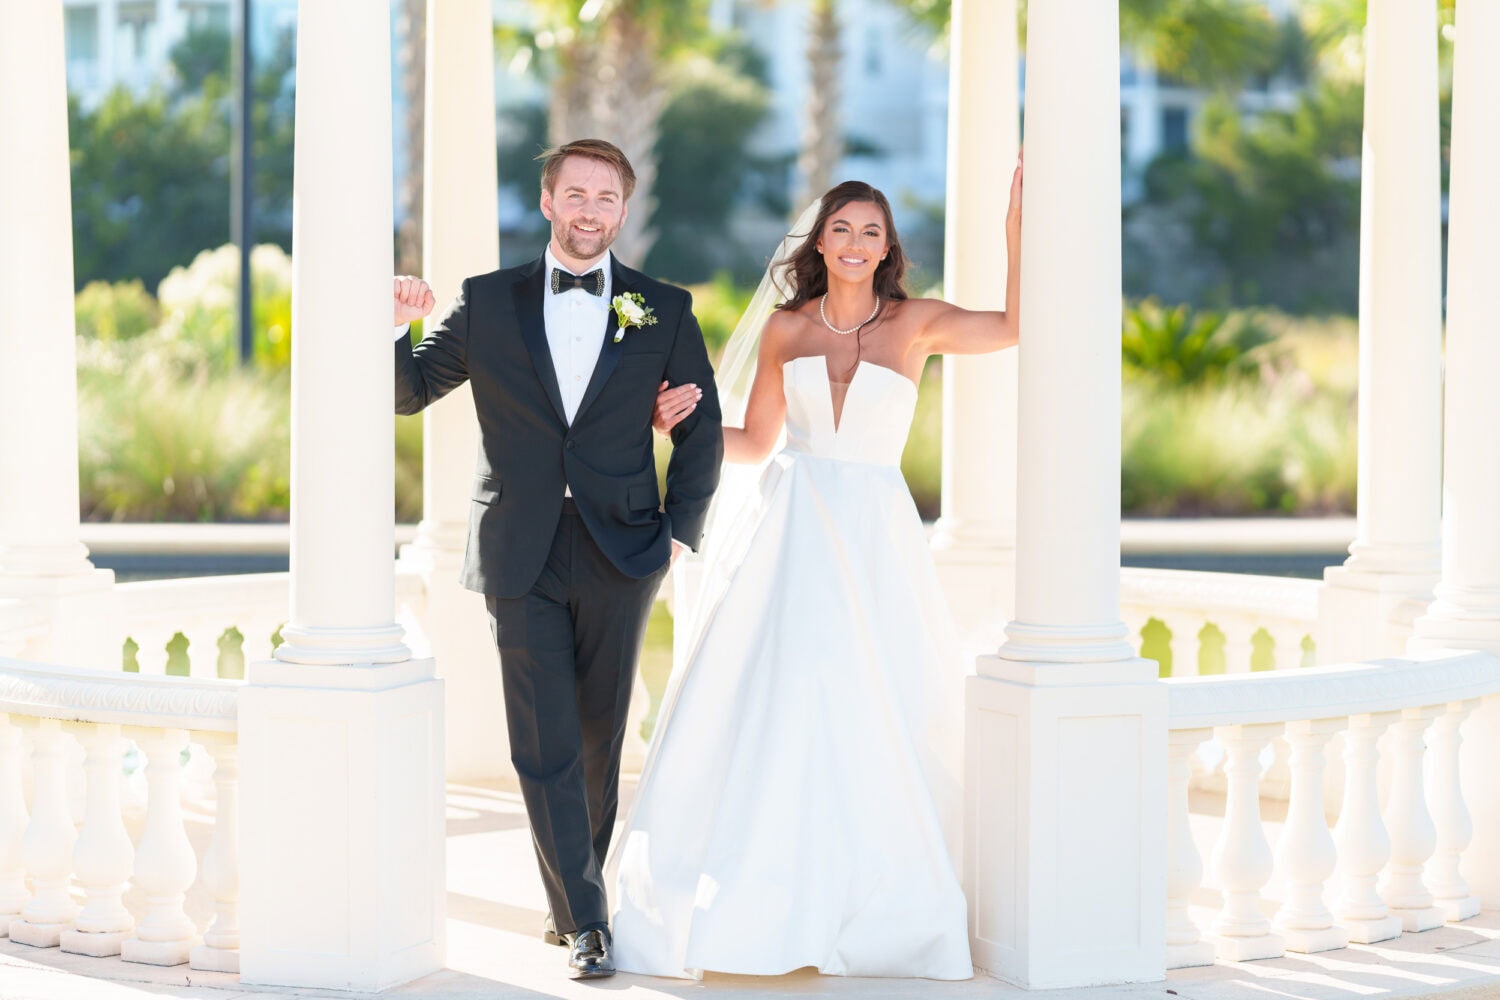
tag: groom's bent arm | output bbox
[394,278,472,415]
[662,294,723,552]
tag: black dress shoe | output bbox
[542,914,570,948]
[568,927,616,980]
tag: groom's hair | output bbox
[537,139,637,201]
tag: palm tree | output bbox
[795,0,842,211]
[509,0,706,266]
[396,0,425,277]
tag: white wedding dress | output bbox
[609,354,973,981]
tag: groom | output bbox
[391,139,722,979]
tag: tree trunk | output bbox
[797,0,843,212]
[396,0,425,276]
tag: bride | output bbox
[611,163,1022,981]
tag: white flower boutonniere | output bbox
[611,292,657,343]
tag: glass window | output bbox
[65,7,99,62]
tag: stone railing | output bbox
[1163,650,1500,968]
[0,600,48,659]
[1122,568,1320,677]
[111,569,430,678]
[0,657,241,971]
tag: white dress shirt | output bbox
[543,245,614,426]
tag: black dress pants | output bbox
[485,500,667,935]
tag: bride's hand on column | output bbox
[1006,149,1023,254]
[653,381,702,436]
[394,276,436,326]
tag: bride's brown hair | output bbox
[774,181,910,319]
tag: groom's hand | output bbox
[394,276,436,326]
[653,381,702,436]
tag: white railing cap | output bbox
[1122,567,1320,622]
[1166,648,1500,730]
[0,658,238,733]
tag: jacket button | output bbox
[565,440,575,450]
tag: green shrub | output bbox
[155,243,294,373]
[1122,298,1274,385]
[75,280,160,341]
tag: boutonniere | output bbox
[611,292,657,343]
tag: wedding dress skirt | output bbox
[610,355,972,981]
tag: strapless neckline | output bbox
[785,355,918,432]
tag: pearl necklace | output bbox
[819,293,880,336]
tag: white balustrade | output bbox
[10,717,79,946]
[61,722,135,956]
[1168,618,1203,677]
[1427,700,1481,921]
[1220,619,1258,675]
[1272,627,1310,671]
[0,714,29,932]
[1274,718,1347,953]
[1380,705,1445,931]
[121,726,198,966]
[1210,722,1284,960]
[190,733,240,972]
[1166,728,1214,969]
[1334,712,1403,943]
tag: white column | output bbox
[1273,719,1347,953]
[0,0,115,666]
[930,0,1019,638]
[1411,0,1500,909]
[966,1,1165,988]
[239,2,445,990]
[1317,0,1443,663]
[10,719,79,947]
[60,723,134,957]
[190,734,241,972]
[394,0,509,782]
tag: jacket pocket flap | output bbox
[472,476,502,505]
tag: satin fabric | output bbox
[610,355,972,981]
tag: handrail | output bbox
[0,657,238,732]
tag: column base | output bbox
[966,657,1167,988]
[1390,904,1446,932]
[1279,924,1348,954]
[1341,914,1402,944]
[9,919,71,947]
[1213,932,1284,962]
[1437,895,1482,922]
[121,935,193,966]
[60,928,132,957]
[239,662,445,992]
[1165,940,1216,970]
[1319,564,1437,664]
[190,942,241,973]
[397,540,512,783]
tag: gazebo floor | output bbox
[2,776,1499,1000]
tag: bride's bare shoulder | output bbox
[762,305,817,355]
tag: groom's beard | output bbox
[554,216,621,263]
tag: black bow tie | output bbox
[551,267,605,296]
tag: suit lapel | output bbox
[572,256,632,424]
[513,258,569,426]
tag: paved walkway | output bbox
[2,778,1499,1000]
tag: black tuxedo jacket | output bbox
[394,254,723,599]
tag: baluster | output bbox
[1380,705,1445,931]
[1166,728,1214,968]
[130,625,174,675]
[1427,700,1481,922]
[59,722,134,956]
[1220,618,1257,674]
[1167,617,1202,677]
[1272,627,1310,671]
[184,625,225,679]
[0,715,30,933]
[1122,611,1150,658]
[1274,718,1348,953]
[1334,711,1402,942]
[121,727,197,965]
[1210,722,1285,960]
[10,718,79,946]
[190,733,240,972]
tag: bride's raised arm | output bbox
[914,158,1023,357]
[722,311,792,464]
